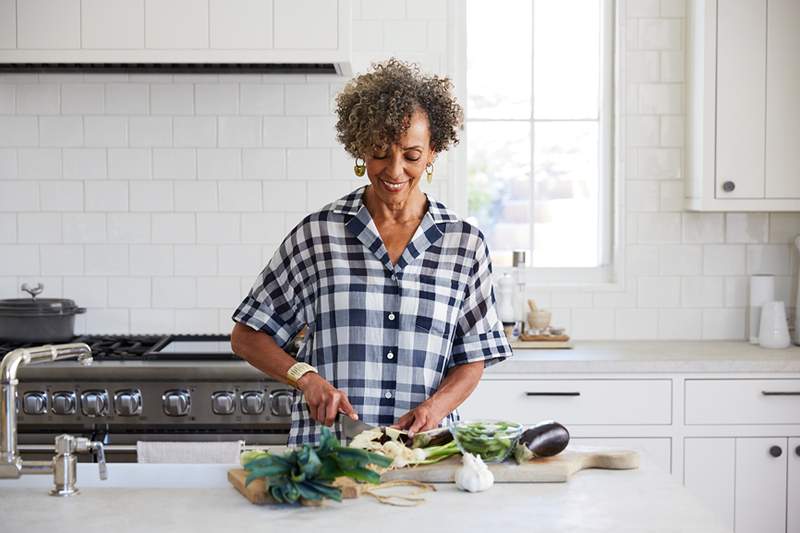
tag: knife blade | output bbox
[339,414,378,444]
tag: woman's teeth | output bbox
[382,180,406,191]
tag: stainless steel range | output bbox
[3,334,293,462]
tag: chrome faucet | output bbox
[1,343,108,496]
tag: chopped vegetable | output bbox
[513,420,570,464]
[349,427,460,468]
[242,427,392,504]
[451,420,523,463]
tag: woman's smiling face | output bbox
[364,108,435,205]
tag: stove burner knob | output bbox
[114,389,143,417]
[270,391,293,417]
[163,389,191,417]
[23,392,48,415]
[81,390,109,417]
[211,392,236,415]
[240,391,265,415]
[52,392,77,415]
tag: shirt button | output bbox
[384,391,393,399]
[388,313,396,321]
[386,351,394,360]
[391,274,397,281]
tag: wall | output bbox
[0,0,796,339]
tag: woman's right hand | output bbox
[296,373,358,426]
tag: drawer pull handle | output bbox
[525,392,581,397]
[796,445,800,457]
[761,391,800,396]
[769,446,783,458]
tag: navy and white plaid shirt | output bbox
[232,186,512,445]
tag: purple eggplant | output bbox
[513,420,570,464]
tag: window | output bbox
[459,0,614,280]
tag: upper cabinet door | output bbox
[766,0,800,199]
[715,0,766,200]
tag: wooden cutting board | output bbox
[381,447,639,483]
[228,469,361,505]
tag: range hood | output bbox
[0,0,352,77]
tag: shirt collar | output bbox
[332,185,460,224]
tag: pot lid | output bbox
[0,298,82,317]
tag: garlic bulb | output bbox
[454,453,494,493]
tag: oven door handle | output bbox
[18,443,138,452]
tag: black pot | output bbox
[0,297,86,343]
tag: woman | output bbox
[231,58,512,446]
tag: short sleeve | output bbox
[231,224,307,348]
[449,235,513,368]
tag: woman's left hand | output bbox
[392,400,446,437]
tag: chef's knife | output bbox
[339,414,377,444]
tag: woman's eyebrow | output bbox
[401,145,423,150]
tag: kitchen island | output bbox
[0,460,730,533]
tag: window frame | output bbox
[446,0,624,289]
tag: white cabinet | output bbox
[686,0,800,211]
[0,0,352,75]
[789,438,800,533]
[684,437,792,533]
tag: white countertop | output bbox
[493,340,800,374]
[0,461,730,533]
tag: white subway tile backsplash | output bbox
[571,308,615,340]
[197,276,241,308]
[702,308,745,340]
[747,244,791,276]
[307,116,338,148]
[0,181,38,211]
[626,116,659,147]
[635,213,681,243]
[682,213,724,243]
[105,83,149,115]
[40,181,83,211]
[130,308,174,334]
[152,276,196,308]
[0,214,15,243]
[84,117,128,147]
[63,276,107,307]
[63,149,106,179]
[62,213,106,243]
[129,117,172,147]
[195,84,238,115]
[0,244,38,275]
[638,19,682,50]
[615,308,659,339]
[306,179,353,211]
[15,84,60,114]
[19,149,61,179]
[0,149,17,178]
[85,309,130,334]
[43,244,83,275]
[151,213,196,243]
[0,117,37,147]
[240,85,283,115]
[197,149,241,180]
[384,21,428,51]
[150,84,194,115]
[153,149,196,180]
[107,213,150,243]
[174,181,218,212]
[724,276,748,307]
[360,0,404,19]
[108,277,151,308]
[241,213,286,244]
[174,245,218,275]
[261,181,307,212]
[130,181,173,212]
[61,84,104,114]
[768,214,800,244]
[197,213,240,244]
[242,149,285,179]
[219,116,261,147]
[39,116,83,146]
[638,276,680,307]
[174,117,217,148]
[85,244,129,275]
[174,309,219,333]
[219,181,261,212]
[725,213,768,244]
[638,84,683,115]
[703,245,746,275]
[636,148,681,179]
[18,213,61,243]
[626,244,660,275]
[85,181,128,212]
[129,244,173,275]
[626,180,659,212]
[287,149,330,179]
[262,117,307,147]
[660,51,685,82]
[658,308,702,340]
[659,180,684,211]
[659,244,702,275]
[285,84,330,116]
[108,148,151,180]
[218,244,264,276]
[681,276,724,308]
[0,85,14,113]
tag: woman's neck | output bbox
[363,185,428,225]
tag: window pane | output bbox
[466,0,531,119]
[467,121,531,266]
[533,121,599,267]
[534,0,600,119]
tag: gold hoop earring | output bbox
[354,157,366,177]
[425,162,434,184]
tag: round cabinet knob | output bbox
[114,389,143,417]
[162,389,191,417]
[52,391,77,415]
[795,445,800,457]
[240,391,265,415]
[270,391,293,417]
[22,392,48,415]
[722,181,736,192]
[769,445,783,458]
[211,391,236,415]
[80,390,109,417]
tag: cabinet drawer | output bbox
[685,379,800,425]
[460,379,672,425]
